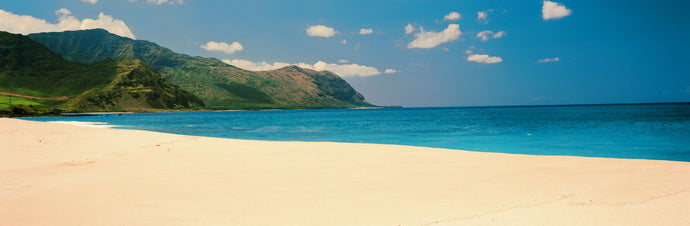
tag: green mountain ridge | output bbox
[28,29,374,109]
[0,31,204,112]
[63,58,205,112]
[0,31,110,98]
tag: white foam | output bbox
[47,121,116,129]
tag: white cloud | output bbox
[542,1,572,20]
[306,25,337,38]
[465,45,476,54]
[81,0,98,5]
[80,13,136,38]
[301,61,380,77]
[341,39,347,44]
[477,11,488,22]
[384,69,400,74]
[476,30,493,41]
[443,12,461,21]
[222,59,383,77]
[0,8,135,39]
[56,8,72,18]
[476,30,506,41]
[222,59,290,71]
[467,54,503,64]
[359,28,373,35]
[404,23,416,34]
[200,41,243,54]
[338,59,349,63]
[130,0,185,5]
[537,57,559,63]
[442,47,449,52]
[407,24,461,49]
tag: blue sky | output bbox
[1,0,689,107]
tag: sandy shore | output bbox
[1,118,689,225]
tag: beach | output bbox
[1,118,689,225]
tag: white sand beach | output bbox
[1,118,689,225]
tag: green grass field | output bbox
[0,95,42,109]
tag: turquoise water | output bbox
[24,103,690,162]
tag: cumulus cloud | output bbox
[80,14,136,38]
[477,11,488,23]
[476,31,492,41]
[341,39,347,44]
[130,0,185,5]
[537,57,559,63]
[542,1,572,20]
[404,23,416,34]
[306,25,337,38]
[200,41,243,54]
[407,24,461,49]
[476,30,506,41]
[56,8,72,18]
[359,28,373,35]
[298,61,380,77]
[81,0,98,5]
[493,31,506,38]
[222,59,383,77]
[0,8,135,39]
[443,12,461,21]
[384,69,400,74]
[222,59,290,71]
[467,54,503,64]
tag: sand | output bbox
[1,118,689,225]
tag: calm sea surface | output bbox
[23,103,690,162]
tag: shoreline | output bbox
[2,118,689,225]
[10,106,384,118]
[8,101,688,118]
[20,114,690,163]
[28,118,690,163]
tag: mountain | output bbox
[28,29,374,109]
[62,59,205,112]
[0,31,110,98]
[254,66,368,107]
[0,31,204,112]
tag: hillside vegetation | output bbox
[62,59,205,112]
[29,29,373,109]
[0,31,204,114]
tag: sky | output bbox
[1,0,689,107]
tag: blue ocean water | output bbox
[23,103,690,161]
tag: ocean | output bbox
[23,103,690,162]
